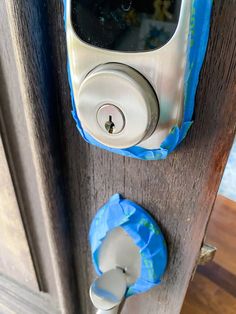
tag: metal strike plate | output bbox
[198,243,217,266]
[190,243,217,281]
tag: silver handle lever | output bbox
[90,268,127,314]
[97,308,119,314]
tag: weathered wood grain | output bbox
[0,136,38,290]
[45,0,236,313]
[0,1,78,313]
[0,274,59,314]
[0,0,235,314]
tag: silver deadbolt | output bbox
[97,104,125,135]
[77,63,159,149]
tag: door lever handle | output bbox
[90,268,126,314]
[89,194,168,314]
[97,309,118,314]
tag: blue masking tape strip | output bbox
[63,0,213,160]
[89,194,168,297]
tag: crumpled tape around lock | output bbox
[89,194,168,297]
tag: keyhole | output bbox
[105,115,115,134]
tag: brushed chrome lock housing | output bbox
[66,0,192,150]
[77,63,159,148]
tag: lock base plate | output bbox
[98,227,141,286]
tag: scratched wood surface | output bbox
[0,0,235,314]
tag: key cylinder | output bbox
[97,104,125,135]
[77,63,159,149]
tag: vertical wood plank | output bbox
[0,0,235,314]
[0,1,79,313]
[0,136,38,290]
[45,0,236,313]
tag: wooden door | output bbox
[0,1,235,314]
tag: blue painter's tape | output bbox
[89,194,168,297]
[63,0,213,160]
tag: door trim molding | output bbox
[0,274,59,314]
[0,1,78,313]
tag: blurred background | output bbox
[182,139,236,314]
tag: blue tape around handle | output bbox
[89,194,168,297]
[64,0,213,160]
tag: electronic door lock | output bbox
[65,0,213,159]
